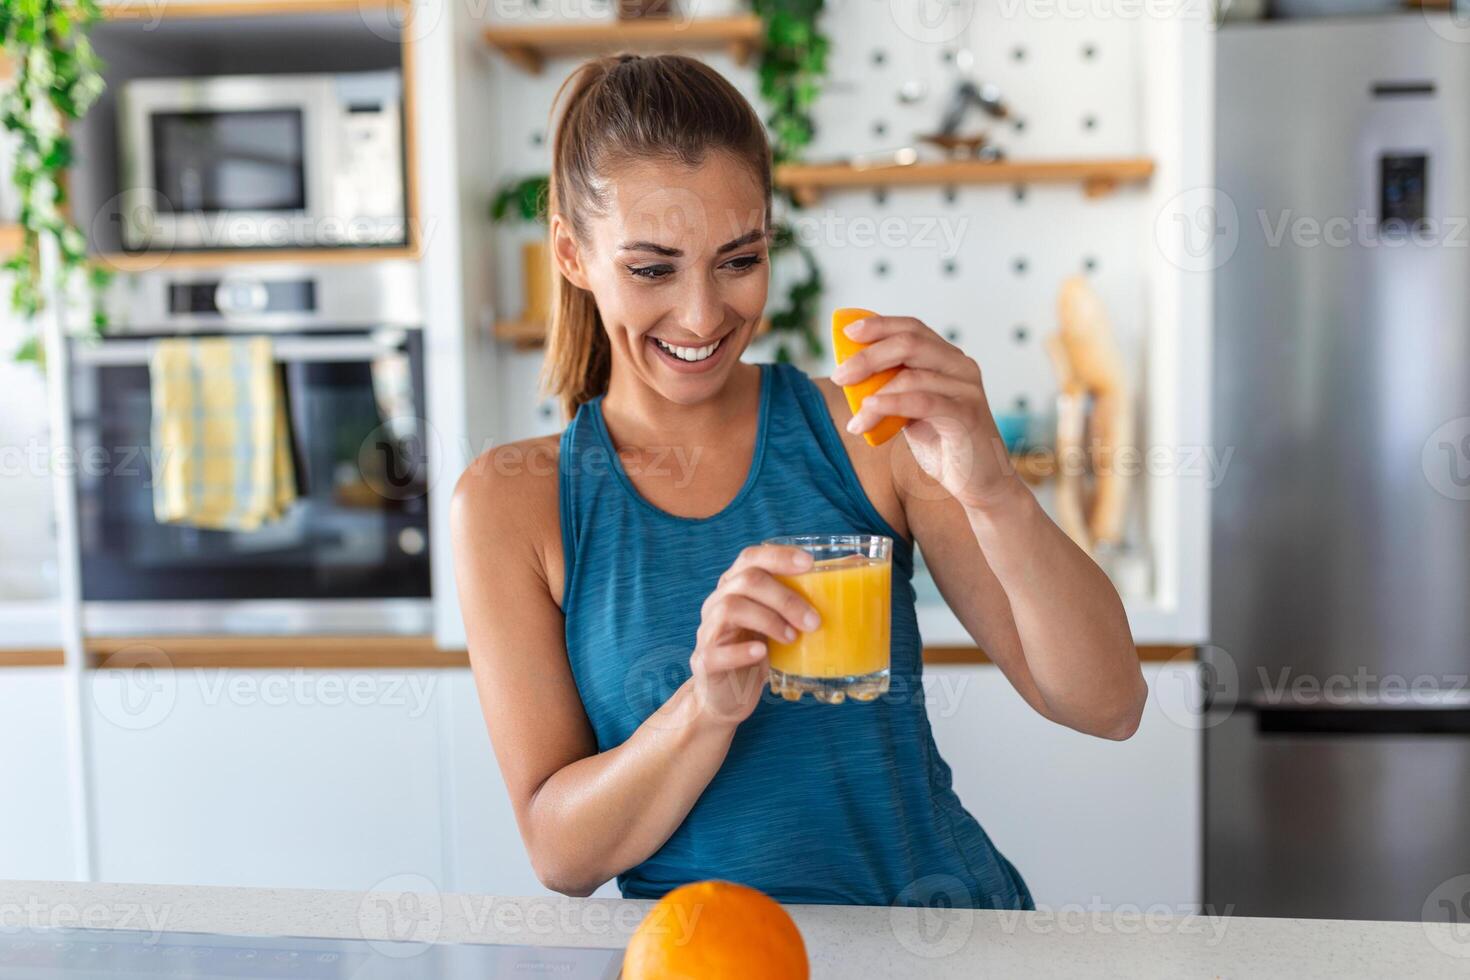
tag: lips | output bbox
[646,329,735,374]
[653,335,723,362]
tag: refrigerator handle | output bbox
[1253,689,1470,736]
[1251,690,1470,710]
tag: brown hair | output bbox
[542,53,772,420]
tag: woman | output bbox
[451,54,1145,909]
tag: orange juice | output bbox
[767,555,891,703]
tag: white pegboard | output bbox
[812,1,1144,159]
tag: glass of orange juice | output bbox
[762,534,892,704]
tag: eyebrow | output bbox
[617,228,766,258]
[715,228,767,254]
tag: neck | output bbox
[600,360,762,448]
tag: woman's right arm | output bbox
[450,451,817,897]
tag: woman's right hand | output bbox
[690,545,822,727]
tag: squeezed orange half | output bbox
[832,307,908,447]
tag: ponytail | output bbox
[542,227,609,419]
[540,53,771,420]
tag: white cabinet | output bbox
[927,662,1200,909]
[437,669,539,896]
[87,669,446,891]
[67,662,1197,903]
[0,669,77,880]
[439,669,619,898]
[441,665,1198,906]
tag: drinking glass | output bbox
[762,534,892,704]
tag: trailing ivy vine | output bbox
[1,0,108,365]
[752,0,827,168]
[752,0,828,362]
[489,174,549,226]
[766,218,823,363]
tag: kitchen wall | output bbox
[0,330,59,602]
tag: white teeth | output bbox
[654,337,721,362]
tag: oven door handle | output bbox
[70,331,409,366]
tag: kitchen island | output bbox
[0,879,1464,979]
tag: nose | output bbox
[676,273,726,340]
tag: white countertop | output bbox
[3,880,1468,979]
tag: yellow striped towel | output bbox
[149,335,298,531]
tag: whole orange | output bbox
[622,880,809,980]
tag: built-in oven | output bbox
[69,261,431,635]
[118,71,406,251]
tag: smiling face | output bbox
[550,151,770,407]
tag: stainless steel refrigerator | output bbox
[1209,19,1470,922]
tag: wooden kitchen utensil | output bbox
[521,239,551,326]
[1047,276,1134,553]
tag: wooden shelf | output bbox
[483,16,762,74]
[774,157,1156,206]
[925,644,1192,666]
[494,319,550,348]
[0,648,64,668]
[85,634,463,670]
[93,245,420,273]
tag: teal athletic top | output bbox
[557,360,1032,909]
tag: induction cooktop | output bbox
[0,926,623,979]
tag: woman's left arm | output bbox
[834,315,1146,740]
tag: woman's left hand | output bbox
[830,315,1014,511]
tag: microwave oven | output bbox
[118,71,406,252]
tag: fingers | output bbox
[693,639,768,676]
[869,367,975,400]
[722,564,821,630]
[851,390,960,432]
[847,369,979,436]
[699,590,813,649]
[830,317,976,385]
[700,545,821,651]
[722,543,814,579]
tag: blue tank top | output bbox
[558,361,1033,909]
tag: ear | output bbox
[549,214,591,291]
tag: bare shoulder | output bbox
[451,432,565,597]
[808,376,910,540]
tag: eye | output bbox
[626,264,674,280]
[722,254,764,272]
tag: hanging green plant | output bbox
[751,0,828,361]
[752,0,827,167]
[766,218,823,364]
[490,174,549,226]
[1,0,109,366]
